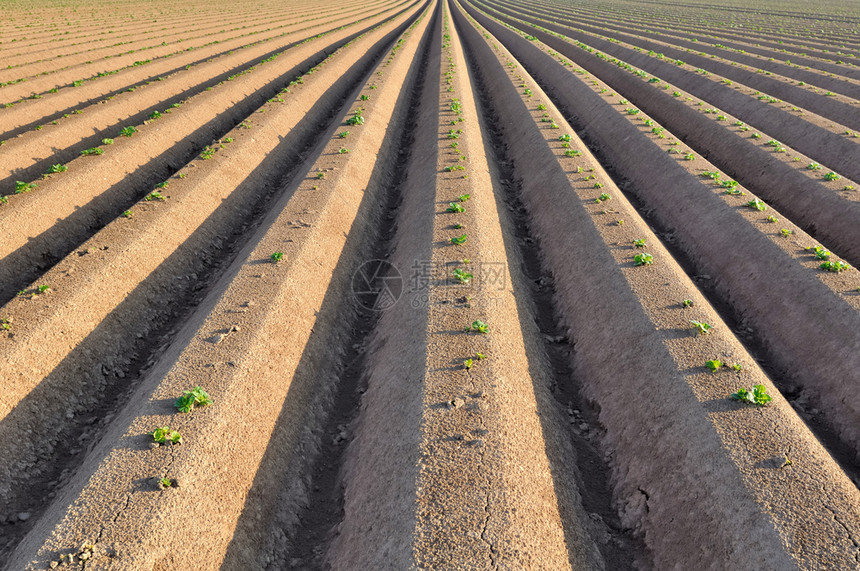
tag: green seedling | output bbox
[345,109,364,126]
[747,199,767,211]
[224,137,233,143]
[452,268,473,284]
[149,110,161,120]
[175,386,213,413]
[634,253,653,266]
[120,126,137,137]
[450,234,467,245]
[820,260,851,272]
[339,147,350,154]
[458,194,470,202]
[47,164,67,174]
[444,165,465,172]
[80,147,104,156]
[360,94,369,101]
[731,385,772,406]
[150,427,182,445]
[271,252,283,263]
[684,153,696,161]
[145,191,165,201]
[598,193,611,201]
[15,181,36,194]
[102,138,114,145]
[690,320,713,335]
[558,134,571,142]
[807,246,831,260]
[316,171,325,179]
[823,172,840,181]
[465,320,489,334]
[200,147,215,160]
[780,228,793,237]
[339,131,350,139]
[706,359,722,372]
[464,358,474,370]
[766,215,778,223]
[732,363,743,372]
[447,202,465,213]
[37,285,50,293]
[476,352,486,360]
[807,162,822,171]
[454,223,463,230]
[122,210,132,218]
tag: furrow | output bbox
[455,6,860,265]
[496,0,860,84]
[0,1,420,305]
[0,5,426,562]
[328,2,609,568]
[462,0,860,489]
[0,0,408,138]
[471,1,860,191]
[453,3,860,568]
[0,4,335,80]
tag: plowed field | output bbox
[1,0,859,568]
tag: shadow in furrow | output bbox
[221,8,437,570]
[0,14,417,558]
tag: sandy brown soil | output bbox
[1,0,859,568]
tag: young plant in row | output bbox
[634,252,653,266]
[464,320,489,334]
[447,202,465,213]
[690,320,713,335]
[820,260,851,273]
[806,246,831,260]
[175,386,213,413]
[731,385,772,406]
[150,427,182,445]
[746,198,767,211]
[15,181,36,194]
[450,234,467,246]
[452,268,473,284]
[345,109,365,126]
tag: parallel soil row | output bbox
[452,3,860,567]
[469,1,860,266]
[1,0,859,568]
[0,1,427,562]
